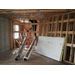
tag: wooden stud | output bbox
[43,19,45,36]
[39,18,41,36]
[41,19,43,36]
[51,16,54,36]
[46,18,49,36]
[47,17,50,36]
[45,19,47,36]
[63,13,70,60]
[60,14,64,37]
[64,60,75,65]
[40,19,42,36]
[56,23,59,37]
[55,16,58,37]
[69,14,75,62]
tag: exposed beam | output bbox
[0,9,67,14]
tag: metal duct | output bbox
[36,10,44,18]
[1,9,25,20]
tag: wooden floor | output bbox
[0,50,65,65]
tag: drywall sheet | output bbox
[0,17,11,53]
[36,36,65,61]
[5,21,9,51]
[0,21,4,49]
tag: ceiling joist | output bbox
[0,9,69,14]
[0,9,75,22]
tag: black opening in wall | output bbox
[29,20,38,36]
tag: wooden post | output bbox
[44,18,46,36]
[41,19,43,36]
[60,14,64,37]
[55,16,58,37]
[69,14,75,62]
[63,13,69,60]
[49,17,51,35]
[51,16,54,36]
[46,18,48,36]
[43,19,45,36]
[46,18,50,36]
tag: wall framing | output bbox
[10,11,75,64]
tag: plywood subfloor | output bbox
[0,50,65,65]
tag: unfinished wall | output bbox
[0,17,11,53]
[38,13,75,64]
[12,11,75,64]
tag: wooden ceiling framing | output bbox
[0,9,75,22]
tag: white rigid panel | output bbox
[36,36,65,61]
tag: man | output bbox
[23,27,34,48]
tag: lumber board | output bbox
[69,15,75,62]
[51,16,54,36]
[63,60,75,64]
[60,14,64,37]
[63,13,70,60]
[55,16,58,37]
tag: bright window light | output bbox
[14,33,19,39]
[13,25,19,39]
[13,25,19,31]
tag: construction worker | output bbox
[23,27,34,48]
[27,27,34,48]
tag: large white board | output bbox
[36,36,65,61]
